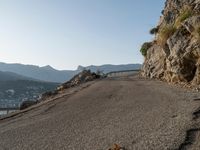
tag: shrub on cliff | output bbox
[140,42,152,56]
[150,26,159,35]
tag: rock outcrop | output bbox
[56,70,101,91]
[141,0,200,86]
[20,100,38,110]
[40,70,102,101]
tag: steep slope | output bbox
[141,0,200,86]
[0,71,59,107]
[0,80,59,107]
[0,71,36,81]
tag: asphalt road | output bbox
[0,74,200,150]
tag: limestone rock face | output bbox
[142,0,200,85]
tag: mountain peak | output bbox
[77,65,85,71]
[42,65,55,70]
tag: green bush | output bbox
[150,26,159,35]
[140,42,152,56]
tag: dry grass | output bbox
[157,24,176,47]
[175,5,193,28]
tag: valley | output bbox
[0,71,59,109]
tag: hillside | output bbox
[0,71,59,108]
[0,62,76,83]
[0,71,35,81]
[0,62,141,83]
[141,0,200,86]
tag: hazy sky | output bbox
[0,0,165,70]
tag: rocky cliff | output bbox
[141,0,200,86]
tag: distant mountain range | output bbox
[0,63,76,83]
[78,64,141,74]
[0,62,141,83]
[0,71,59,108]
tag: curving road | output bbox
[0,74,200,150]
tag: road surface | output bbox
[0,74,200,150]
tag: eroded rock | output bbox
[141,0,200,86]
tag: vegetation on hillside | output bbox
[174,6,193,29]
[149,26,159,35]
[141,5,195,52]
[140,42,152,56]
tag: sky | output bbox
[0,0,165,70]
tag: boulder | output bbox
[20,100,37,110]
